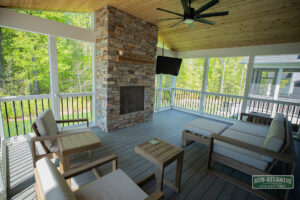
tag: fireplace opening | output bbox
[120,86,144,114]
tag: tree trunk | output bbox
[32,45,40,95]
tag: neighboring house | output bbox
[240,54,300,100]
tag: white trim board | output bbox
[176,43,300,58]
[0,7,97,43]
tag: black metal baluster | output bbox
[286,105,290,121]
[20,101,26,134]
[67,98,69,126]
[72,97,74,125]
[28,100,32,131]
[86,96,88,119]
[13,101,18,136]
[61,98,64,127]
[35,99,38,118]
[48,98,51,109]
[4,102,10,137]
[276,103,280,114]
[90,96,93,121]
[82,96,84,119]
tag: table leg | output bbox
[175,152,184,193]
[156,166,164,191]
[60,155,70,185]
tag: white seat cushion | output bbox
[262,113,285,162]
[230,121,269,138]
[185,118,228,137]
[214,129,269,171]
[74,169,148,200]
[35,109,59,148]
[36,157,77,200]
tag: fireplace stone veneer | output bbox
[95,6,158,132]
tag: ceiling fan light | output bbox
[184,19,194,24]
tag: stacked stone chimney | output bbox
[95,6,158,132]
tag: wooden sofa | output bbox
[206,113,296,200]
[34,156,164,200]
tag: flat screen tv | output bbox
[156,56,182,76]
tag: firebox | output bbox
[120,86,145,114]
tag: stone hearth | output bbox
[95,6,158,132]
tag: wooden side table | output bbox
[135,138,184,193]
[58,131,102,174]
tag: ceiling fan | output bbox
[157,0,229,29]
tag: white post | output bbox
[0,105,4,138]
[48,36,60,120]
[170,75,176,108]
[92,12,97,125]
[157,74,162,111]
[274,68,283,100]
[199,57,209,114]
[241,55,255,117]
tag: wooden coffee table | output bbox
[135,138,184,193]
[58,131,102,174]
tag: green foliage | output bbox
[176,58,204,90]
[207,57,247,95]
[0,10,92,97]
[175,57,247,96]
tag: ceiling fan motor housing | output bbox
[184,7,194,24]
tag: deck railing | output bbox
[0,92,93,138]
[246,98,300,125]
[170,88,300,129]
[173,89,201,112]
[203,92,243,120]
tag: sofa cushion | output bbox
[230,121,269,138]
[36,157,77,200]
[74,169,148,200]
[185,118,228,137]
[35,108,59,148]
[262,113,285,162]
[214,129,269,171]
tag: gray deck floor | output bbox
[6,110,300,200]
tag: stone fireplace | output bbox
[95,6,158,132]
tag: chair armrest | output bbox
[31,132,83,142]
[56,118,89,127]
[145,190,164,200]
[63,154,118,179]
[211,134,296,164]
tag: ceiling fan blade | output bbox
[189,22,195,30]
[156,18,183,21]
[195,0,219,14]
[194,18,216,25]
[170,20,184,28]
[196,11,229,18]
[157,8,184,17]
[180,0,190,15]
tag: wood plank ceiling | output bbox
[1,0,300,51]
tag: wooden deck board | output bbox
[5,110,300,200]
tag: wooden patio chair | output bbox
[34,156,164,200]
[206,113,296,200]
[31,108,92,166]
